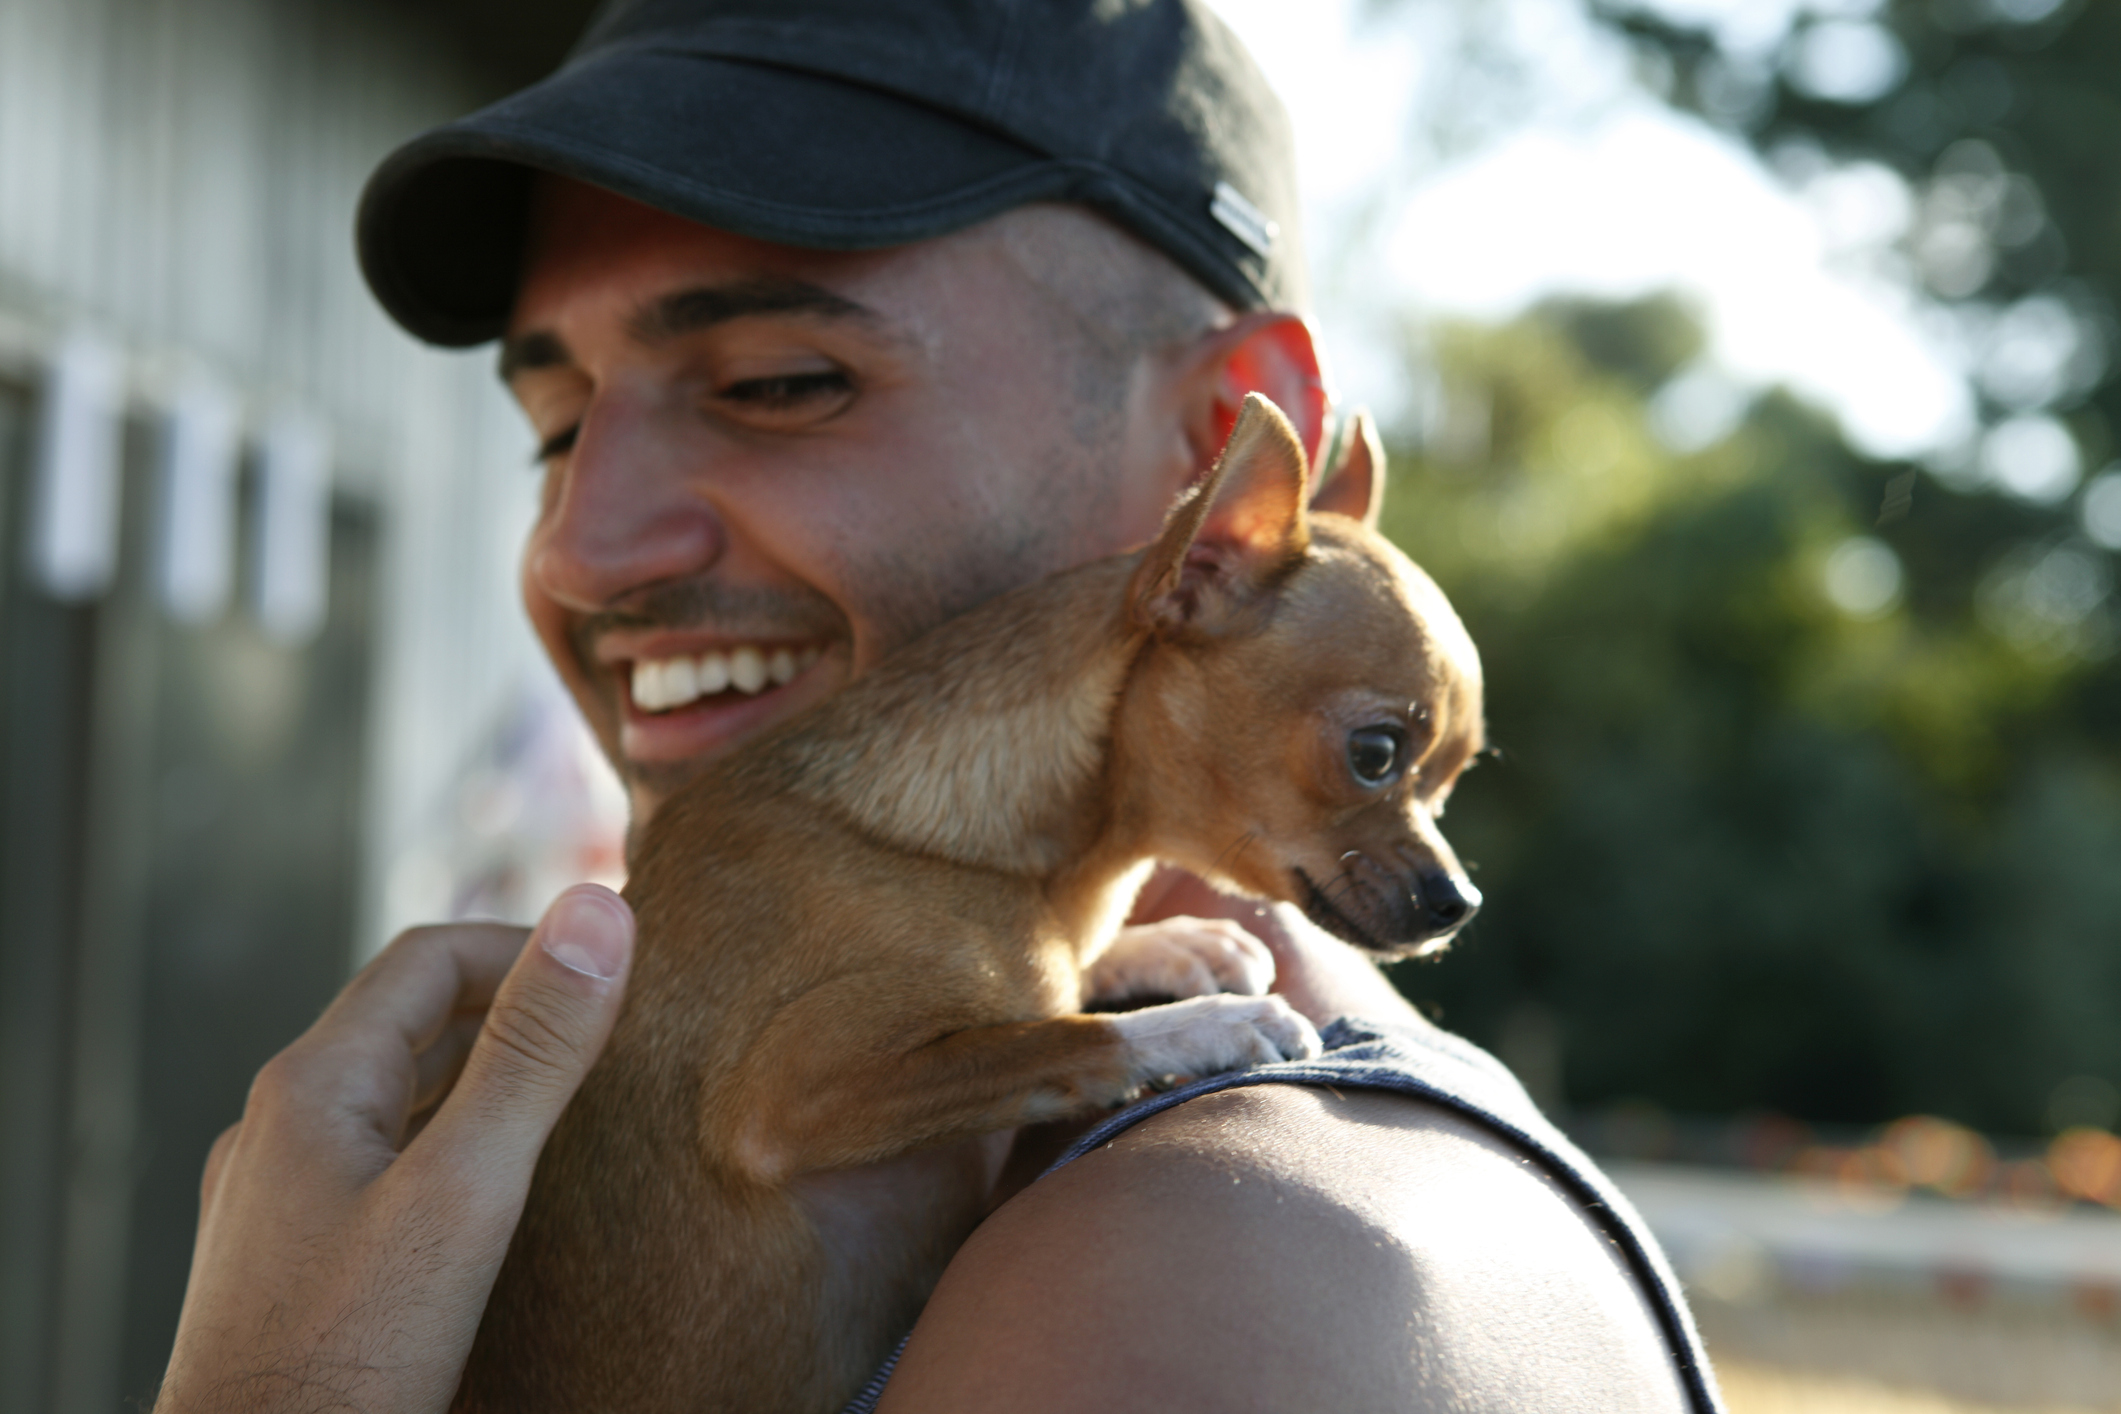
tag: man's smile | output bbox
[630,642,825,710]
[590,624,850,778]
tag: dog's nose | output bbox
[1420,872,1481,929]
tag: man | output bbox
[158,2,1720,1410]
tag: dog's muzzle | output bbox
[1297,853,1481,955]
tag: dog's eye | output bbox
[1347,726,1407,787]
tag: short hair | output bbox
[988,204,1231,442]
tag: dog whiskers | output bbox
[1207,830,1259,878]
[1294,867,1384,951]
[1316,867,1364,907]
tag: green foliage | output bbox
[1599,0,2121,307]
[1386,295,2121,1134]
[1592,0,2118,514]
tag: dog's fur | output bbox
[453,395,1485,1413]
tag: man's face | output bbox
[505,182,1202,822]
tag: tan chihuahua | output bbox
[455,394,1486,1413]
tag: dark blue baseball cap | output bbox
[356,0,1306,348]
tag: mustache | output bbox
[572,578,848,660]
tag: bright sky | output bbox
[1206,0,1975,461]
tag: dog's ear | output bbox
[1129,392,1311,636]
[1309,409,1385,530]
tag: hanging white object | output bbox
[251,408,332,645]
[154,374,243,624]
[27,329,128,600]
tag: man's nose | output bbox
[525,400,727,610]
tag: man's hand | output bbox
[156,884,635,1414]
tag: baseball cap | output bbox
[355,0,1306,348]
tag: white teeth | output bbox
[730,645,767,694]
[663,656,699,705]
[631,658,667,711]
[631,643,816,713]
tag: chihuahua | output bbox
[454,394,1485,1412]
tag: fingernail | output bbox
[540,887,632,981]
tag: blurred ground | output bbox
[1614,1162,2121,1411]
[1718,1362,2100,1414]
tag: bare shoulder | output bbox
[875,1083,1695,1414]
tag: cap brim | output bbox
[358,46,1070,348]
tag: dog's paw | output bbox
[1110,994,1323,1088]
[1086,917,1276,1005]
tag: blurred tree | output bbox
[1385,293,2121,1136]
[1597,0,2116,310]
[1587,0,2118,565]
[1563,0,2121,1134]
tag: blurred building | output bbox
[0,1,611,1408]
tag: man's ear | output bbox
[1310,408,1385,530]
[1178,312,1326,476]
[1130,393,1311,636]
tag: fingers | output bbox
[413,885,635,1193]
[164,891,636,1414]
[410,1009,489,1114]
[257,922,530,1145]
[335,921,533,1054]
[219,922,537,1195]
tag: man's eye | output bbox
[719,371,853,410]
[532,425,579,464]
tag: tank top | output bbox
[842,1013,1727,1413]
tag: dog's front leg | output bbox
[1086,915,1277,1006]
[717,997,1319,1184]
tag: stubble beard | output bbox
[584,435,1130,816]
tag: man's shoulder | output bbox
[876,1082,1696,1413]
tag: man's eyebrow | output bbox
[630,278,875,344]
[498,329,570,383]
[497,278,877,385]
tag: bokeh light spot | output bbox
[1978,413,2081,503]
[2049,1127,2121,1206]
[2082,469,2121,550]
[1651,364,1752,452]
[1822,535,1904,617]
[1990,0,2067,23]
[1878,1115,1996,1197]
[1786,20,1908,105]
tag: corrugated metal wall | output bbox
[0,1,582,1407]
[4,0,469,476]
[0,0,560,951]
